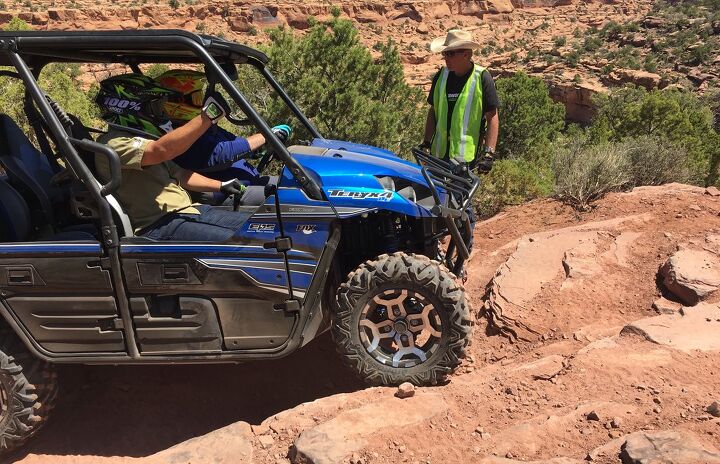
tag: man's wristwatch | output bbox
[202,97,225,123]
[483,146,496,156]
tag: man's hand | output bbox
[476,154,494,174]
[271,124,293,143]
[220,178,246,196]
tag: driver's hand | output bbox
[219,178,246,197]
[271,124,292,143]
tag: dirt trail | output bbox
[13,184,720,464]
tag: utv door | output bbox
[0,240,126,355]
[118,200,296,355]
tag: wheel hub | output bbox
[393,320,408,334]
[359,288,443,368]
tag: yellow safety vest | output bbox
[431,65,485,163]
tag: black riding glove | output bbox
[476,154,494,174]
[219,178,246,197]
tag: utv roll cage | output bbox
[0,29,331,362]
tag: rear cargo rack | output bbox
[412,148,479,275]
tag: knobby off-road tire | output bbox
[0,324,58,454]
[333,253,472,386]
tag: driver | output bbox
[93,73,268,242]
[155,69,291,188]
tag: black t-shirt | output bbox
[427,65,499,158]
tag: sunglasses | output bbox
[442,49,467,58]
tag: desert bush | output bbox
[552,137,632,210]
[624,135,692,186]
[473,159,553,218]
[590,85,718,184]
[235,13,425,156]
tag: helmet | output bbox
[155,69,206,122]
[95,73,179,138]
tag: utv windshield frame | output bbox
[0,29,325,200]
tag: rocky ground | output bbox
[9,183,720,464]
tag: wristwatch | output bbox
[483,146,496,156]
[202,98,224,123]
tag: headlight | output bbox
[397,186,417,202]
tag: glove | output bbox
[476,154,494,174]
[202,91,231,123]
[271,124,292,143]
[220,178,247,197]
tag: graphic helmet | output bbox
[155,69,206,122]
[95,73,179,138]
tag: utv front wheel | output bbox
[333,253,471,386]
[0,326,57,454]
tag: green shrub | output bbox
[168,0,179,9]
[624,135,692,186]
[552,137,632,210]
[590,85,717,184]
[473,159,553,218]
[553,36,567,47]
[144,63,169,79]
[494,72,565,161]
[237,17,425,156]
[3,17,32,31]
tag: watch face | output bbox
[204,101,223,120]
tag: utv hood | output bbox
[281,141,443,217]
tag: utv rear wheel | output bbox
[0,325,57,454]
[333,253,471,386]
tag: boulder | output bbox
[651,297,681,315]
[144,421,253,463]
[621,303,720,352]
[619,430,720,464]
[659,249,720,305]
[486,0,515,14]
[289,392,447,464]
[605,69,663,90]
[228,16,252,33]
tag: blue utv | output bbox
[0,30,477,453]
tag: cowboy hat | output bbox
[430,29,481,53]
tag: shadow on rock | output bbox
[11,334,366,460]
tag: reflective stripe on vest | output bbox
[431,65,485,163]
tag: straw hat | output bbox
[430,29,481,53]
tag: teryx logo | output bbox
[103,97,142,114]
[328,189,393,201]
[248,223,276,233]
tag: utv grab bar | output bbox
[68,137,121,196]
[412,147,480,273]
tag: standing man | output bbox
[422,29,499,174]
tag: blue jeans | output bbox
[141,205,251,242]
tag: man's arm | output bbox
[423,106,435,146]
[484,108,499,151]
[142,113,213,166]
[175,168,222,192]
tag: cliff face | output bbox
[0,0,659,123]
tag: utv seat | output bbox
[0,113,62,227]
[0,177,95,242]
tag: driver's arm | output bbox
[174,167,222,192]
[141,113,213,167]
